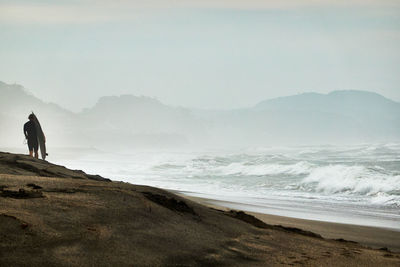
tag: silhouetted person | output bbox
[24,114,39,158]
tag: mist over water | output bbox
[52,143,400,230]
[2,82,400,229]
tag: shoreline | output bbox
[178,193,400,252]
[1,151,400,266]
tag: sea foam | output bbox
[301,164,400,202]
[214,161,313,176]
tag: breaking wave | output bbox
[300,164,400,205]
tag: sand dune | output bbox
[0,152,399,266]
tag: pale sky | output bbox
[1,0,399,111]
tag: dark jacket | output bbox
[24,121,37,141]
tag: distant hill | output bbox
[1,81,399,149]
[80,95,198,133]
[0,82,204,148]
[255,90,400,120]
[0,82,76,147]
[0,81,72,116]
[78,95,205,148]
[247,90,400,144]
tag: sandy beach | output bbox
[1,152,399,266]
[181,194,400,252]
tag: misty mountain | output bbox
[245,90,400,144]
[77,95,206,148]
[0,81,77,147]
[0,82,205,148]
[1,81,399,149]
[255,90,400,120]
[190,90,400,146]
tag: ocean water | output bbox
[53,144,400,230]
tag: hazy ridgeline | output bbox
[1,81,400,150]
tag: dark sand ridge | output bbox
[0,152,399,266]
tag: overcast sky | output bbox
[1,0,399,111]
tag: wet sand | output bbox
[181,194,400,252]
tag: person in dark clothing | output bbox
[24,114,39,158]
